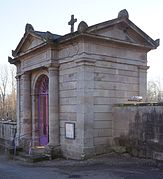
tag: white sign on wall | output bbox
[65,123,75,139]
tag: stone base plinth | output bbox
[45,145,61,159]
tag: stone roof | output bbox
[9,9,159,64]
[34,31,61,40]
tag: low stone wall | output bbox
[0,121,17,150]
[113,103,163,159]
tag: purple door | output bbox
[36,75,49,146]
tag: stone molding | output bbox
[138,65,150,70]
[75,58,96,66]
[46,63,59,70]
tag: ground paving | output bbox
[0,152,163,179]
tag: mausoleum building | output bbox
[9,10,159,159]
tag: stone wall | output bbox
[58,38,148,159]
[113,103,163,158]
[0,121,16,150]
[93,60,140,154]
[59,61,79,158]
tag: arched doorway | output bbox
[35,75,49,146]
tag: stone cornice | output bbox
[8,56,20,65]
[45,62,59,69]
[13,42,48,59]
[16,65,49,77]
[57,32,156,52]
[80,33,156,51]
[75,58,96,66]
[138,65,150,70]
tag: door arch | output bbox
[35,75,49,146]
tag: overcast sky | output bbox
[0,0,162,81]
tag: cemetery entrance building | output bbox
[9,10,159,159]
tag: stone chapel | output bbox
[8,9,159,159]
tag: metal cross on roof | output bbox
[68,15,77,33]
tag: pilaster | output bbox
[21,72,32,144]
[48,64,59,146]
[76,59,95,158]
[15,75,20,145]
[138,65,149,100]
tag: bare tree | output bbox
[0,65,8,119]
[147,80,163,102]
[0,65,16,120]
[9,66,16,121]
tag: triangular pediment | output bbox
[22,35,44,52]
[91,25,138,43]
[12,32,45,57]
[86,18,159,49]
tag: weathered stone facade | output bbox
[9,10,159,159]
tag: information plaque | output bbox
[65,123,75,139]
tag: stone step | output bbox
[13,152,51,163]
[29,146,45,155]
[7,146,23,155]
[9,146,51,163]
